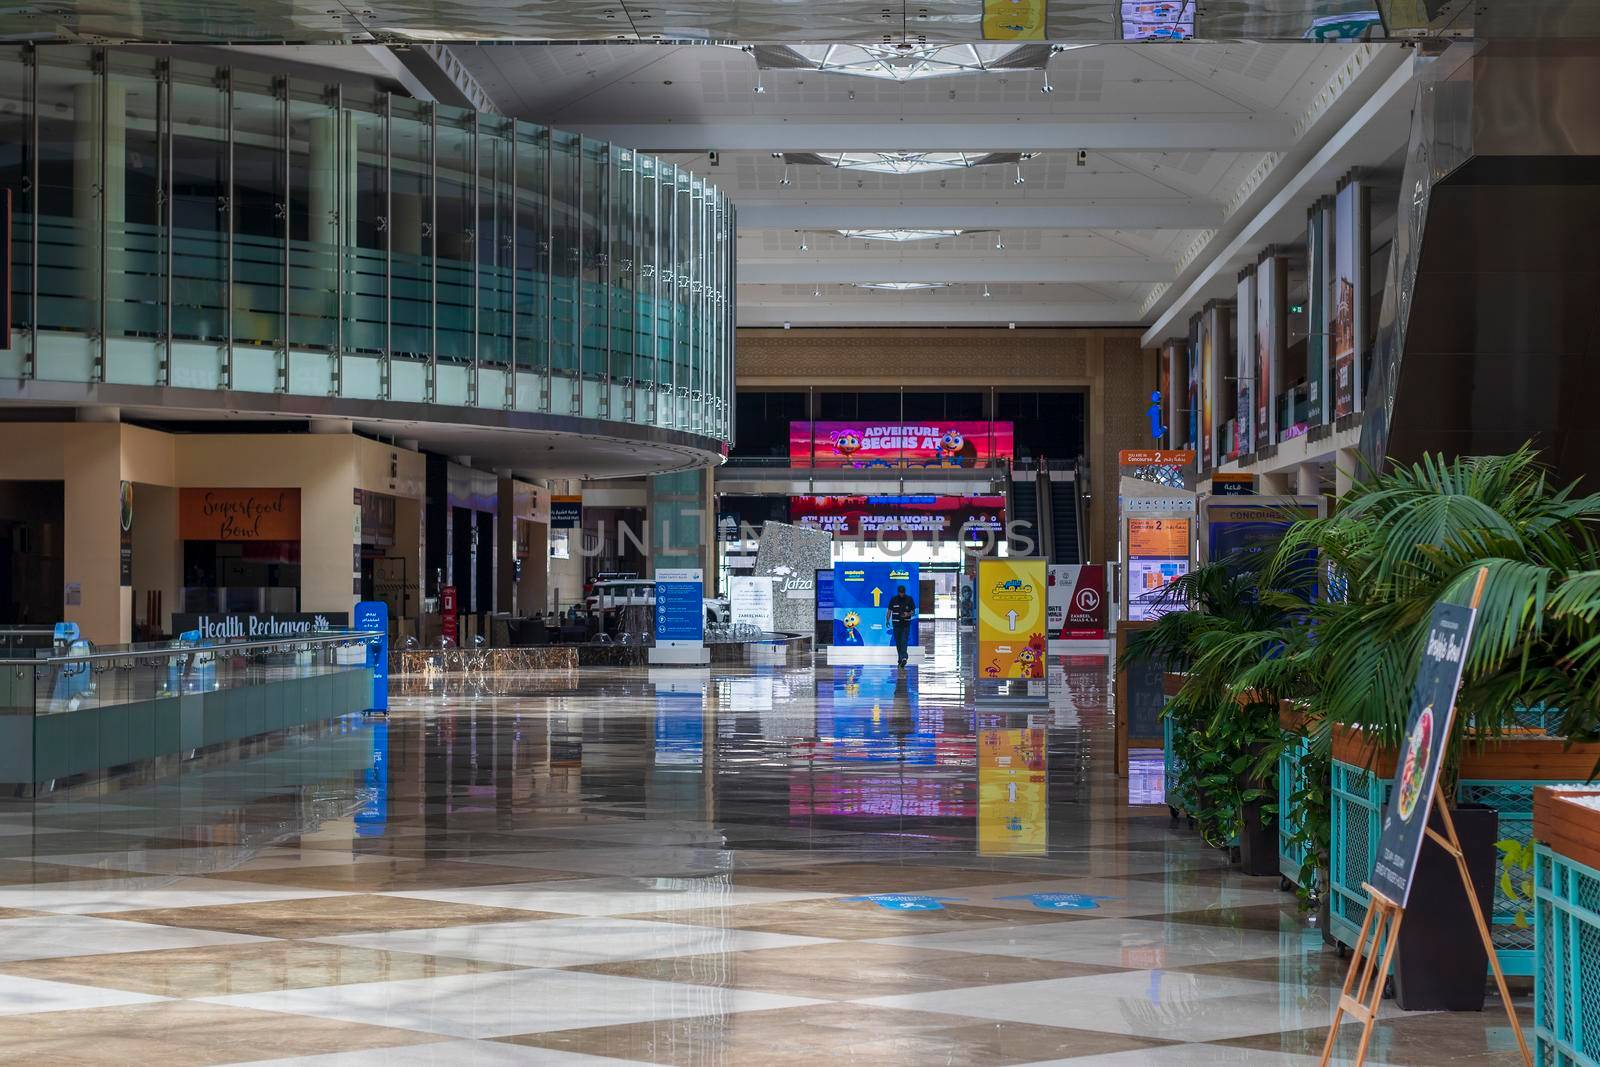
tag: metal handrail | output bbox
[35,630,383,668]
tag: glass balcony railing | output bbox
[0,45,734,444]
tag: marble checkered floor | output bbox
[0,626,1531,1065]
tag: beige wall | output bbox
[736,327,1157,561]
[0,424,426,644]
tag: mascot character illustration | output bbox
[925,428,979,468]
[837,609,865,646]
[1009,633,1047,678]
[829,429,864,463]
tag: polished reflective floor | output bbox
[0,624,1529,1065]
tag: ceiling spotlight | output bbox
[813,288,821,297]
[754,74,767,94]
[1013,164,1025,185]
[778,164,792,186]
[982,284,991,298]
[994,238,1005,252]
[1040,74,1054,94]
[1076,149,1088,166]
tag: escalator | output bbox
[1007,464,1083,564]
[1048,476,1081,565]
[1007,470,1039,556]
[1362,41,1600,485]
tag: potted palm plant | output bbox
[1264,445,1600,1010]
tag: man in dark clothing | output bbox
[887,585,917,668]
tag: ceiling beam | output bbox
[738,303,1144,327]
[738,259,1173,284]
[561,119,1296,154]
[738,202,1219,230]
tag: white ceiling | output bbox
[452,39,1414,330]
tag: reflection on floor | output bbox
[0,622,1530,1065]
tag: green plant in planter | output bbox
[1268,445,1600,760]
[1124,553,1314,851]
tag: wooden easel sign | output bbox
[1320,571,1530,1067]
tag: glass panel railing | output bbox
[5,52,735,442]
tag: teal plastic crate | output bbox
[1535,844,1600,1066]
[1278,729,1314,887]
[1331,759,1549,976]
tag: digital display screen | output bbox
[790,421,1014,469]
[791,495,1004,541]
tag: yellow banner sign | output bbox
[983,0,1045,39]
[978,727,1048,855]
[977,557,1048,679]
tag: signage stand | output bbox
[650,567,709,666]
[1318,571,1529,1067]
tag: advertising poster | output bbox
[729,575,777,632]
[119,480,133,586]
[1121,0,1193,40]
[978,728,1048,855]
[790,494,1004,541]
[1048,564,1108,640]
[1187,315,1201,455]
[653,567,705,645]
[1198,309,1214,470]
[1370,601,1479,907]
[1203,499,1322,566]
[832,562,919,648]
[1162,339,1183,449]
[440,586,457,643]
[790,420,1014,469]
[977,558,1047,679]
[1126,517,1190,621]
[1256,253,1282,450]
[983,0,1044,39]
[1306,200,1329,428]
[1235,268,1255,453]
[1332,179,1361,418]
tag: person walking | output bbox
[887,584,917,668]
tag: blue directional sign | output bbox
[841,894,962,911]
[996,893,1116,911]
[654,568,705,644]
[354,600,389,713]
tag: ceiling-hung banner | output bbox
[1187,313,1201,461]
[1303,198,1332,434]
[1235,266,1255,457]
[984,0,1045,38]
[1257,250,1286,451]
[1332,173,1367,419]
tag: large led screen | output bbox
[790,421,1014,469]
[790,495,1005,541]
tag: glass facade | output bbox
[0,47,734,443]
